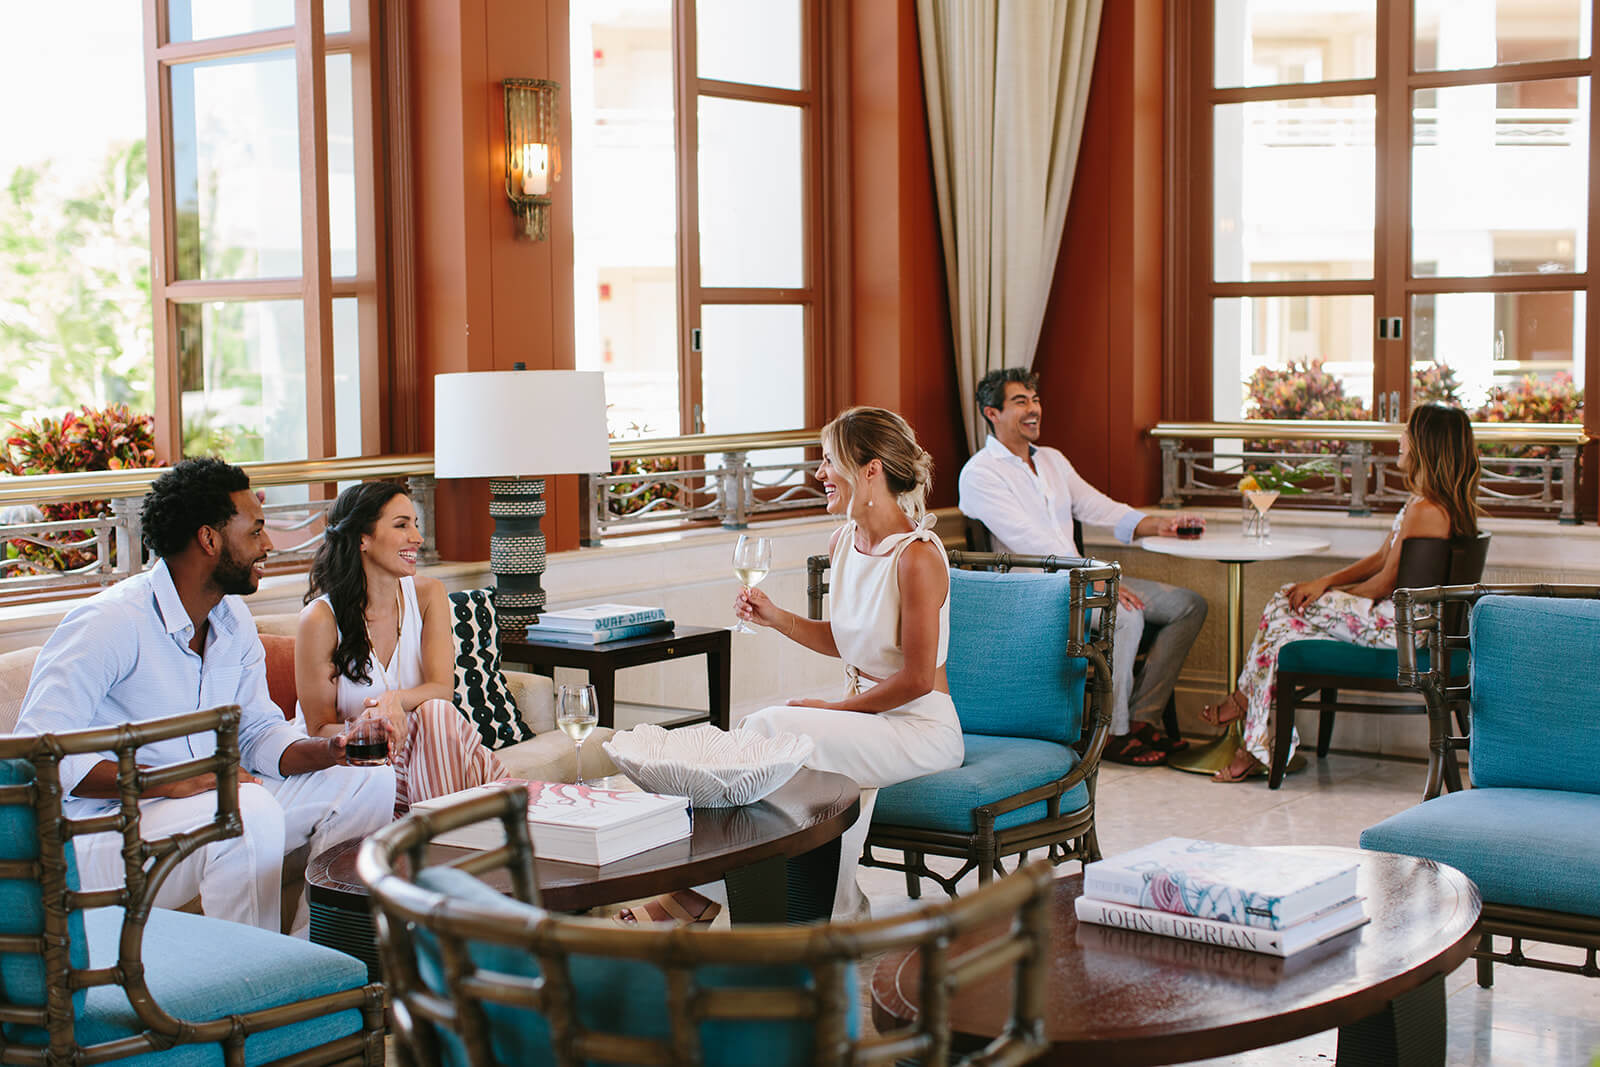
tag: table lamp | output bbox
[434,368,610,634]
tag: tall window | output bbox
[571,0,825,440]
[1184,0,1594,425]
[147,0,386,463]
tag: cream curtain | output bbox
[917,0,1103,453]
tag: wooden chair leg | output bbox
[1316,689,1338,757]
[1270,684,1296,789]
[1476,932,1495,988]
[904,852,922,900]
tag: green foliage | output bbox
[1239,459,1335,495]
[1474,371,1583,466]
[1412,361,1464,407]
[0,142,153,424]
[607,417,682,517]
[1245,359,1370,422]
[2,405,158,571]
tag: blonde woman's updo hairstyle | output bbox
[821,406,935,522]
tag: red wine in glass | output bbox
[1175,519,1204,540]
[346,738,389,766]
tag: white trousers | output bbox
[740,690,963,917]
[72,764,396,936]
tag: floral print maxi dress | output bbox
[1234,503,1409,767]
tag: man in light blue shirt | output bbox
[17,458,394,934]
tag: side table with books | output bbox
[502,608,731,731]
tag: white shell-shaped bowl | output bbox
[602,723,815,808]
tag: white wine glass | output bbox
[557,683,599,785]
[730,534,772,634]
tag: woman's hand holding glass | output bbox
[730,535,772,634]
[734,585,787,632]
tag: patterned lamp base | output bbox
[488,477,548,637]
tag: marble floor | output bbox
[852,751,1600,1066]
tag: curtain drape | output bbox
[917,0,1103,454]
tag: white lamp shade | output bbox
[434,370,611,478]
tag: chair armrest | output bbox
[505,669,555,734]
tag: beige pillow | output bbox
[0,648,43,734]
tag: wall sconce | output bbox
[503,78,562,240]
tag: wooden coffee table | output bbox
[872,847,1480,1066]
[308,769,860,979]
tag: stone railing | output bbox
[1150,421,1589,524]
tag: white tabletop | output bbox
[1138,533,1330,564]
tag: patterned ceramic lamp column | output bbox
[488,478,547,636]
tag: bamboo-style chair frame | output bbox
[1394,582,1600,988]
[0,705,385,1067]
[806,548,1119,898]
[356,784,1056,1067]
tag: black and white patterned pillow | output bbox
[447,588,533,751]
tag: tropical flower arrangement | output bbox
[1236,459,1334,495]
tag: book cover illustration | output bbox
[503,778,687,828]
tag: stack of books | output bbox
[1074,837,1368,957]
[412,778,692,865]
[530,603,672,645]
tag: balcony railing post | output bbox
[580,473,604,547]
[111,495,144,581]
[1159,439,1181,508]
[721,451,750,530]
[1345,441,1371,517]
[1559,445,1581,525]
[406,475,439,565]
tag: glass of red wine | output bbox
[1175,517,1205,540]
[345,717,390,767]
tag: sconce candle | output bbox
[522,143,549,196]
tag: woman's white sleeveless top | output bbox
[828,516,949,680]
[300,575,424,723]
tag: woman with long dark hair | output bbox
[1201,402,1482,783]
[296,482,503,810]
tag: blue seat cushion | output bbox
[873,735,1088,834]
[946,569,1088,745]
[0,757,87,1010]
[1469,596,1600,794]
[1277,640,1467,682]
[3,907,368,1065]
[411,867,857,1067]
[1360,787,1600,918]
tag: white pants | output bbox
[72,764,396,936]
[740,690,963,917]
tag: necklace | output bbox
[365,582,403,686]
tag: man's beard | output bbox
[215,544,260,595]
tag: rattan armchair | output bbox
[0,705,385,1066]
[807,549,1118,898]
[357,782,1057,1067]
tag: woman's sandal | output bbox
[1199,692,1246,728]
[1131,721,1189,755]
[1211,751,1265,783]
[615,889,721,927]
[1103,733,1167,767]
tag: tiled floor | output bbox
[854,752,1600,1066]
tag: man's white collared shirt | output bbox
[957,434,1143,555]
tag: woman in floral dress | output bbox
[1202,403,1482,782]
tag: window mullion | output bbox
[1376,0,1411,421]
[144,0,182,460]
[295,0,336,460]
[674,0,703,435]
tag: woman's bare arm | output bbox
[393,576,458,709]
[294,601,349,738]
[1344,499,1451,601]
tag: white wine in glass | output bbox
[557,684,599,785]
[730,534,772,634]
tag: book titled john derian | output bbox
[410,779,691,866]
[1074,895,1368,958]
[1082,837,1360,930]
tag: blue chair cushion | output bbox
[1469,596,1600,794]
[1277,640,1468,682]
[3,907,368,1064]
[0,757,88,1011]
[1360,787,1600,918]
[947,569,1088,745]
[873,735,1088,834]
[411,867,857,1067]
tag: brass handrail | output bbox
[607,428,820,460]
[1150,420,1589,445]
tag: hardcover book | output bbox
[1083,838,1359,930]
[534,603,668,633]
[1074,894,1369,958]
[411,778,691,865]
[527,619,674,645]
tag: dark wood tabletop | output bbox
[308,768,859,914]
[871,847,1481,1066]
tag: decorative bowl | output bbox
[602,723,814,808]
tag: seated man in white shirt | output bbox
[957,368,1207,766]
[17,458,395,934]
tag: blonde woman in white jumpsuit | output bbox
[737,407,964,918]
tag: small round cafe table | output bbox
[1139,532,1329,775]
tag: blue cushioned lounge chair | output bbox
[356,782,1056,1067]
[1360,585,1600,987]
[806,548,1118,898]
[1268,531,1491,788]
[0,705,384,1066]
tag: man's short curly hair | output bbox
[141,457,252,559]
[975,367,1040,431]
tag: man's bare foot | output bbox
[1199,690,1246,727]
